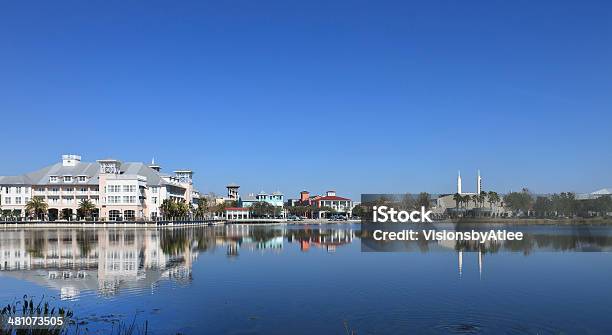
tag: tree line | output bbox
[504,189,612,218]
[452,191,501,210]
[351,192,434,219]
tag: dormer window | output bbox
[64,176,73,183]
[77,176,87,182]
[49,176,58,183]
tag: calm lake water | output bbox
[1,223,612,334]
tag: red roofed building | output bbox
[314,191,353,216]
[288,190,354,218]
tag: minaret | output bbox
[457,171,462,195]
[478,249,483,279]
[477,169,482,194]
[458,251,463,279]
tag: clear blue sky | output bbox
[1,0,611,199]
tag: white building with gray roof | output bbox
[0,154,200,221]
[576,188,612,200]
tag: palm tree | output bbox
[479,191,486,208]
[488,191,500,209]
[78,199,96,221]
[471,195,479,208]
[25,197,48,220]
[453,193,461,210]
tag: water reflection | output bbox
[360,223,612,253]
[0,229,198,299]
[1,224,612,300]
[0,226,357,299]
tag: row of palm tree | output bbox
[453,191,501,210]
[9,197,205,221]
[15,197,97,221]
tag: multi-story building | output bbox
[0,154,200,221]
[286,190,354,218]
[313,191,353,215]
[238,191,284,208]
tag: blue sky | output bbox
[1,0,611,199]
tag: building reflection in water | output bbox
[221,225,284,257]
[0,228,202,299]
[219,225,356,256]
[286,228,355,253]
[0,226,357,299]
[5,224,607,297]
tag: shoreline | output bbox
[0,220,222,229]
[2,218,611,229]
[0,218,362,229]
[452,217,612,225]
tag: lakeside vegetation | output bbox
[0,295,72,335]
[2,187,612,224]
[504,189,612,218]
[351,189,612,224]
[0,296,162,335]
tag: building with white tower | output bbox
[0,154,200,221]
[456,170,483,195]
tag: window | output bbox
[123,185,136,193]
[63,176,72,182]
[49,176,58,183]
[80,187,87,192]
[109,210,121,221]
[152,197,157,204]
[107,185,121,193]
[16,187,22,194]
[123,196,136,203]
[24,197,29,203]
[107,196,120,204]
[124,210,135,220]
[4,197,10,204]
[65,188,74,192]
[37,187,44,192]
[151,187,158,194]
[15,197,21,204]
[78,176,87,182]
